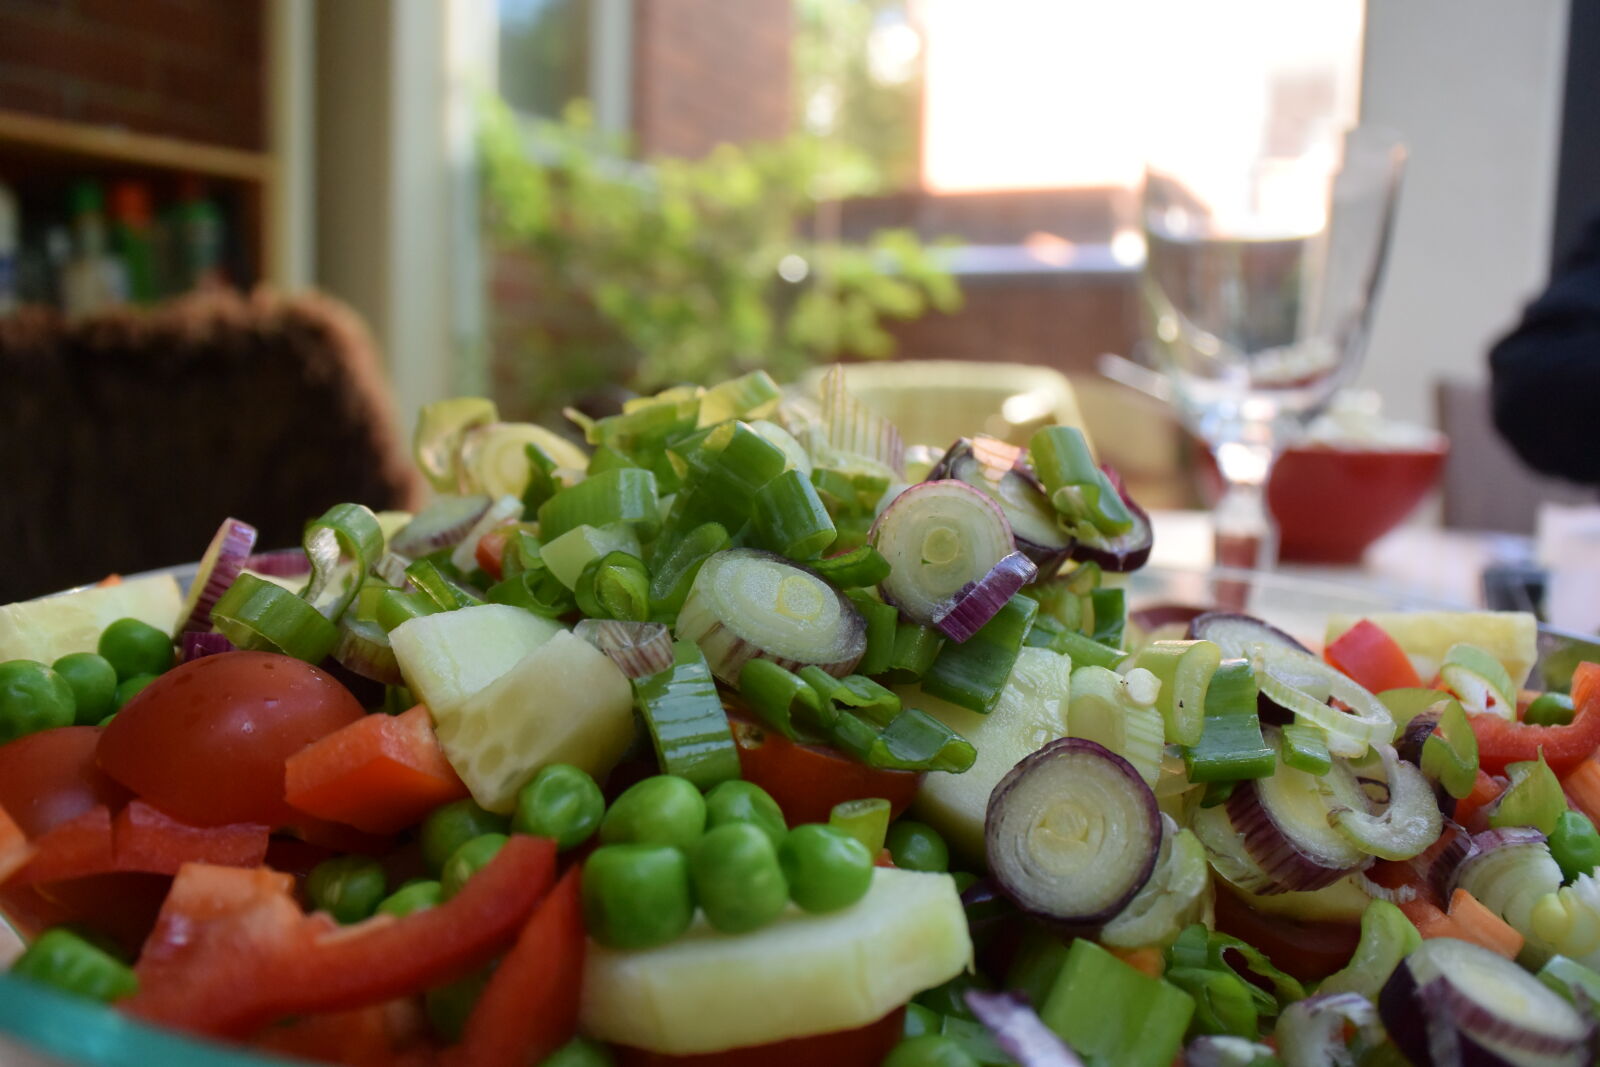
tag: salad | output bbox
[0,366,1598,1067]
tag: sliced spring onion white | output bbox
[457,421,588,497]
[1452,828,1564,943]
[871,480,1017,631]
[674,549,866,685]
[985,737,1162,930]
[1101,814,1212,950]
[929,437,1073,572]
[1065,665,1165,788]
[573,618,674,679]
[175,517,258,635]
[1327,744,1443,861]
[448,494,524,574]
[332,615,404,686]
[389,494,492,558]
[1066,468,1154,573]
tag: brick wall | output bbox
[0,0,265,151]
[630,0,792,157]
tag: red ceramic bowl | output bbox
[1198,434,1449,564]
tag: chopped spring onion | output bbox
[413,396,498,492]
[176,517,258,635]
[572,619,674,679]
[575,552,650,622]
[799,668,900,726]
[831,706,976,773]
[1182,660,1275,783]
[332,615,404,686]
[1163,966,1260,1039]
[1166,924,1305,1013]
[301,503,385,621]
[1087,588,1126,648]
[1318,899,1422,1001]
[1490,752,1566,835]
[1278,724,1333,776]
[1025,618,1125,670]
[519,440,562,513]
[697,369,781,427]
[631,641,741,789]
[1277,993,1384,1067]
[211,573,339,664]
[1066,665,1166,788]
[666,421,788,536]
[675,549,866,685]
[375,588,441,632]
[845,591,897,677]
[829,797,892,855]
[752,468,836,560]
[538,468,660,543]
[1440,642,1518,720]
[1038,939,1194,1067]
[540,523,642,591]
[922,594,1038,714]
[810,545,891,589]
[1028,425,1133,538]
[647,521,730,622]
[928,437,1074,573]
[485,561,575,619]
[737,658,829,741]
[1123,639,1222,747]
[405,559,484,611]
[870,479,1019,633]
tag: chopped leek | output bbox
[539,468,660,543]
[1278,724,1332,776]
[647,521,730,621]
[1318,899,1422,1000]
[845,591,897,677]
[921,594,1038,714]
[799,668,899,726]
[300,503,385,621]
[883,621,945,682]
[736,658,828,741]
[752,469,836,560]
[405,559,483,611]
[1124,640,1222,747]
[1028,426,1133,538]
[575,552,651,622]
[811,545,892,589]
[211,573,339,664]
[631,641,741,789]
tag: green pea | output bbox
[1526,692,1576,727]
[96,618,174,681]
[51,653,118,726]
[425,966,491,1042]
[11,927,138,1003]
[111,673,157,714]
[882,1034,979,1067]
[1552,810,1600,882]
[599,775,706,849]
[377,879,443,918]
[306,855,387,924]
[441,833,508,899]
[886,820,949,873]
[689,822,790,934]
[421,799,510,874]
[538,1036,615,1067]
[778,823,872,914]
[513,764,606,850]
[581,843,694,949]
[0,660,76,744]
[704,780,788,849]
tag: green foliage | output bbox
[478,99,960,418]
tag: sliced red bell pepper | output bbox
[729,717,920,826]
[8,805,115,886]
[449,866,584,1067]
[123,834,558,1037]
[250,1001,430,1067]
[285,705,468,835]
[1453,769,1507,832]
[1469,661,1600,776]
[1325,619,1422,693]
[0,802,36,884]
[113,801,270,875]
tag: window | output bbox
[495,0,631,131]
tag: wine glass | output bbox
[1139,126,1406,580]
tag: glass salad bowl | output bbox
[2,563,1595,1066]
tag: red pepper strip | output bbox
[123,834,558,1038]
[0,802,35,884]
[1469,661,1600,776]
[8,805,115,886]
[113,800,270,875]
[1452,770,1507,832]
[285,705,468,835]
[449,866,584,1067]
[1325,619,1422,693]
[250,1001,431,1067]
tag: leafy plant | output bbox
[477,99,960,420]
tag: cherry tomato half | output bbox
[98,652,365,828]
[0,726,131,838]
[729,718,920,827]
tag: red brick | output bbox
[0,67,70,119]
[0,9,154,95]
[75,0,261,61]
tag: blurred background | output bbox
[0,0,1596,604]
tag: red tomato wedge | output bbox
[123,834,558,1038]
[285,705,468,834]
[1325,619,1422,692]
[448,866,585,1067]
[98,652,366,828]
[1469,661,1600,777]
[614,1009,906,1067]
[729,717,920,826]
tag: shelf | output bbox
[0,109,273,184]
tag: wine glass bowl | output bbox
[1139,127,1406,573]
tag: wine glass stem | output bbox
[1212,441,1279,573]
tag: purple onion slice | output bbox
[1064,466,1152,573]
[964,990,1085,1067]
[871,479,1019,632]
[1186,611,1314,655]
[985,737,1161,931]
[573,619,674,679]
[179,631,236,662]
[929,437,1074,574]
[242,548,310,578]
[931,551,1038,643]
[176,517,258,635]
[1379,938,1595,1067]
[388,494,492,557]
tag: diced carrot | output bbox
[1398,897,1456,939]
[1563,758,1600,826]
[1325,619,1422,692]
[1453,769,1507,832]
[1109,945,1165,978]
[1444,889,1524,959]
[285,706,468,835]
[0,803,34,884]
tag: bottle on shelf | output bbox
[109,180,158,303]
[168,176,226,293]
[0,178,17,316]
[62,181,128,318]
